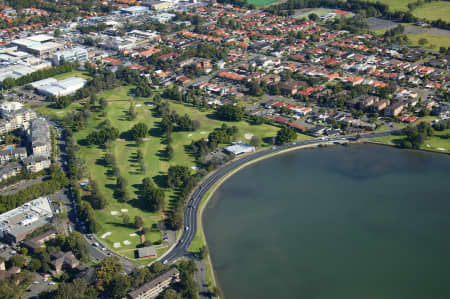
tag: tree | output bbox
[96,257,123,286]
[28,259,42,272]
[162,289,182,299]
[134,216,144,229]
[276,126,296,145]
[100,97,107,110]
[128,101,137,120]
[418,38,428,45]
[199,245,209,259]
[90,94,97,106]
[166,144,174,160]
[216,104,244,121]
[250,136,262,147]
[9,255,26,268]
[167,165,190,188]
[110,275,131,299]
[130,123,148,140]
[122,214,130,226]
[308,13,318,21]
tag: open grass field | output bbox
[367,0,413,11]
[412,1,450,22]
[407,33,450,50]
[52,70,92,80]
[246,0,276,6]
[34,85,310,260]
[371,129,450,153]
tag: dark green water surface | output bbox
[203,144,450,299]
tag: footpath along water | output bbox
[204,144,450,299]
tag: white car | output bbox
[49,282,56,285]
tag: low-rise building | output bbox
[385,102,404,117]
[128,268,180,299]
[35,76,87,97]
[225,142,255,155]
[136,246,157,258]
[0,197,53,244]
[52,47,89,65]
[0,147,27,164]
[0,162,21,182]
[0,107,37,134]
[23,156,51,173]
[28,118,51,158]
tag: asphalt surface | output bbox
[163,130,400,263]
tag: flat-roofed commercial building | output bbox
[53,48,89,65]
[0,197,53,244]
[36,76,87,97]
[128,268,180,299]
[0,65,36,85]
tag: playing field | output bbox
[367,0,413,11]
[246,0,276,6]
[407,33,450,50]
[412,1,450,22]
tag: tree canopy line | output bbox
[0,168,68,213]
[189,124,238,163]
[0,62,76,89]
[44,257,199,299]
[86,122,120,146]
[216,0,450,30]
[399,121,435,149]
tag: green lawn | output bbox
[407,33,450,50]
[53,70,92,80]
[412,1,450,22]
[371,129,450,153]
[367,0,414,11]
[40,85,309,259]
[246,0,276,5]
[421,129,450,153]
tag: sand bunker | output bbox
[200,131,207,134]
[135,104,142,107]
[129,233,137,237]
[113,242,121,248]
[188,133,192,137]
[438,147,446,151]
[121,209,128,213]
[101,232,112,239]
[110,211,119,215]
[123,240,131,245]
[191,166,198,170]
[244,133,254,140]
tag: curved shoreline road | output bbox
[163,131,400,263]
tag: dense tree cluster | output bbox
[86,124,120,146]
[216,104,244,121]
[140,177,165,212]
[130,122,149,140]
[276,126,297,145]
[0,62,76,89]
[0,169,68,213]
[400,122,434,149]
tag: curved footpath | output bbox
[162,130,399,264]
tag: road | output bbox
[162,130,400,263]
[49,117,139,273]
